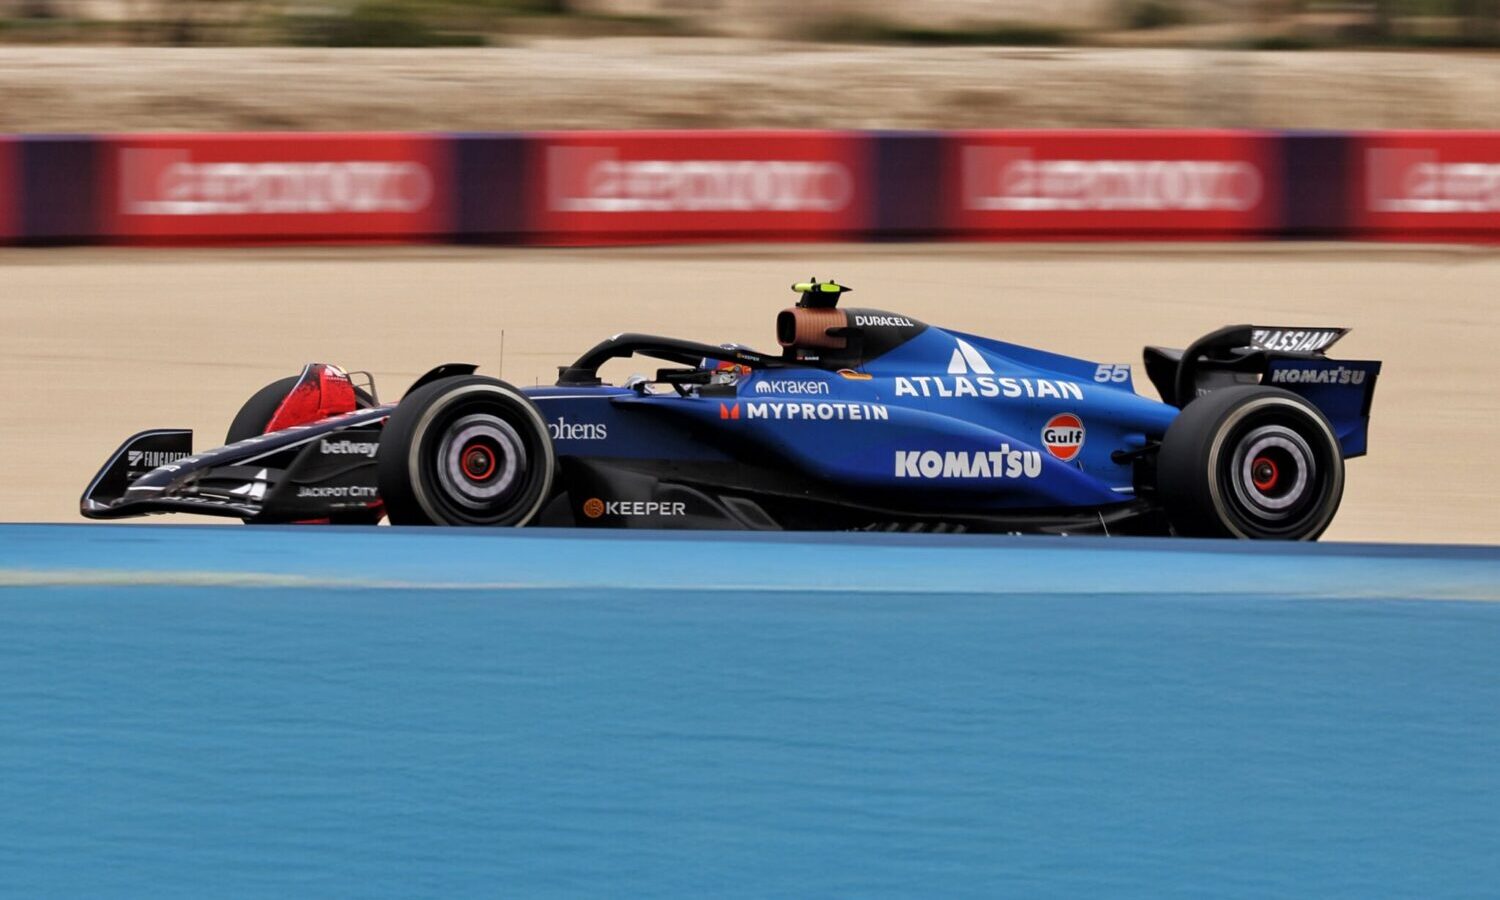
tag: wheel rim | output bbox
[397,382,554,527]
[1229,424,1316,521]
[433,413,528,511]
[1203,396,1343,540]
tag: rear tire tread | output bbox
[1157,385,1344,540]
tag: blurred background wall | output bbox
[0,0,1498,132]
[1,0,1498,47]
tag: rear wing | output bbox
[1144,325,1381,457]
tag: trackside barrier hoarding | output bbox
[101,133,453,243]
[0,137,15,241]
[451,133,530,242]
[17,136,104,243]
[943,130,1282,238]
[1352,131,1500,239]
[524,131,871,244]
[8,130,1500,244]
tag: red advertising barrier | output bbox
[1352,131,1500,239]
[0,138,15,241]
[4,128,1500,246]
[526,131,870,244]
[944,130,1281,238]
[101,133,452,243]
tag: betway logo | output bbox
[320,439,378,458]
[896,376,1084,401]
[127,450,188,469]
[547,147,854,213]
[1367,148,1500,213]
[120,149,433,216]
[754,379,830,395]
[896,447,1043,480]
[963,147,1263,212]
[721,401,889,421]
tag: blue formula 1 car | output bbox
[82,280,1380,539]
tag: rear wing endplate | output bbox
[1144,325,1381,458]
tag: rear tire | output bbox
[1157,386,1344,540]
[377,376,554,526]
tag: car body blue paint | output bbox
[524,321,1188,511]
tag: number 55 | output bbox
[1094,364,1131,384]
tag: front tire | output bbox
[226,374,375,445]
[226,374,379,525]
[1157,386,1344,540]
[377,375,555,526]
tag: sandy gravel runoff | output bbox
[0,241,1491,543]
[5,41,1500,132]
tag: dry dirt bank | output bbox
[3,41,1500,131]
[0,241,1490,543]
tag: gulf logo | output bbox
[1041,413,1085,461]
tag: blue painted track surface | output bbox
[1,525,1499,897]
